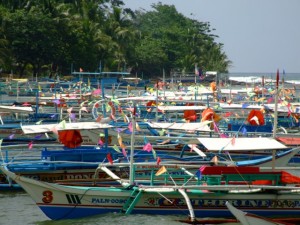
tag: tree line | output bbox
[0,0,231,79]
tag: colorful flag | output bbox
[136,122,141,131]
[79,68,83,72]
[156,156,161,165]
[122,148,127,158]
[211,155,219,165]
[241,127,247,136]
[151,148,157,159]
[196,165,206,179]
[98,138,104,146]
[28,141,33,149]
[59,120,66,129]
[106,153,113,165]
[112,144,121,153]
[143,142,152,152]
[34,134,43,139]
[67,107,73,114]
[128,122,133,132]
[36,120,43,125]
[155,165,167,176]
[51,126,58,135]
[231,136,236,146]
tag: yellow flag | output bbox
[155,166,167,176]
[211,156,218,165]
[136,122,141,131]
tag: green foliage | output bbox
[0,1,231,78]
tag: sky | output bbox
[123,0,300,73]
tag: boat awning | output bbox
[195,137,288,151]
[0,106,33,113]
[105,96,156,101]
[147,121,212,132]
[219,103,262,110]
[22,122,113,134]
[157,105,207,111]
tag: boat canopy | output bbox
[195,137,288,151]
[157,105,207,111]
[21,122,113,134]
[0,106,33,113]
[147,121,211,132]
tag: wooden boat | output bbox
[2,164,300,221]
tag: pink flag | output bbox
[67,107,73,114]
[267,97,273,103]
[28,141,33,149]
[98,139,104,146]
[92,89,101,95]
[128,122,133,132]
[143,142,152,152]
[231,136,236,146]
[80,107,88,113]
[51,126,58,135]
[122,148,127,158]
[220,134,228,138]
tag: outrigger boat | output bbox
[3,111,300,222]
[2,163,300,221]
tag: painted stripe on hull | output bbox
[38,204,300,220]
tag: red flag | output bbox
[106,153,113,164]
[156,157,161,165]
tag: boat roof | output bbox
[195,137,288,151]
[147,121,212,132]
[157,105,207,111]
[21,122,113,134]
[106,96,156,101]
[0,105,33,113]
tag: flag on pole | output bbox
[155,165,167,176]
[28,141,33,149]
[231,136,236,146]
[106,153,113,164]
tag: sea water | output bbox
[0,191,195,225]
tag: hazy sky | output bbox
[123,0,300,73]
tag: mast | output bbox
[129,104,136,185]
[272,69,280,171]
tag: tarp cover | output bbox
[58,130,83,148]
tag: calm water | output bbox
[0,191,190,225]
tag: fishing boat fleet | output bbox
[2,70,300,224]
